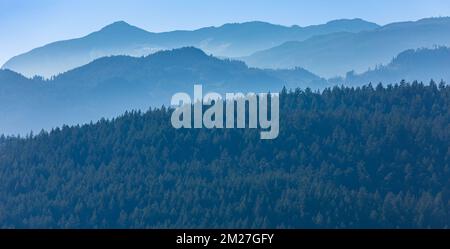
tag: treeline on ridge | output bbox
[0,81,448,228]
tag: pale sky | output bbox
[1,0,450,65]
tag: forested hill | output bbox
[0,47,325,135]
[0,82,449,228]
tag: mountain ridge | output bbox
[0,47,326,135]
[331,46,450,85]
[2,18,379,78]
[242,17,450,77]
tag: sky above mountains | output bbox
[1,0,450,65]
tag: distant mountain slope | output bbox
[243,17,450,77]
[1,19,379,77]
[0,47,326,135]
[330,47,450,85]
[325,47,450,86]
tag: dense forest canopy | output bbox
[0,81,448,228]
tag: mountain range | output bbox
[0,47,326,135]
[2,19,379,78]
[1,17,450,135]
[1,45,450,135]
[4,17,450,79]
[242,17,450,77]
[0,13,449,230]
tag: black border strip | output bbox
[0,229,447,247]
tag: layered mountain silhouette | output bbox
[331,47,450,85]
[2,45,449,135]
[2,18,450,135]
[0,47,326,135]
[243,17,450,77]
[2,19,379,78]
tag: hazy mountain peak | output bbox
[323,18,380,29]
[151,46,208,57]
[102,20,132,29]
[1,18,383,77]
[220,21,282,28]
[93,20,150,36]
[326,18,367,24]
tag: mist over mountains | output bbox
[0,47,326,135]
[1,17,450,135]
[2,19,379,78]
[0,12,450,230]
[4,17,450,80]
[243,17,450,77]
[332,47,450,85]
[1,45,449,135]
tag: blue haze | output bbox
[2,0,450,65]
